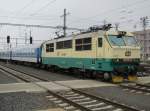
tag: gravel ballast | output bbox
[0,92,57,111]
[2,63,78,81]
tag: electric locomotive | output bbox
[41,24,140,82]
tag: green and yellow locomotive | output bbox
[41,25,140,82]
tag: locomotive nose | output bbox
[111,47,140,59]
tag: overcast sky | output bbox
[0,0,149,43]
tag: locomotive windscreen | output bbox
[108,35,125,46]
[108,35,138,46]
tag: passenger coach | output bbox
[0,44,41,64]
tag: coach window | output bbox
[32,49,35,57]
[98,38,102,47]
[75,37,91,51]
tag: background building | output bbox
[133,29,150,60]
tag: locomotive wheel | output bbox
[85,70,93,78]
[103,72,111,81]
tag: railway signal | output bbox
[30,37,32,44]
[7,35,10,43]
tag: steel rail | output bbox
[120,84,150,93]
[72,89,140,111]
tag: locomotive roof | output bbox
[43,30,104,44]
[43,29,134,45]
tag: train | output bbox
[0,25,141,83]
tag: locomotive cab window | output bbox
[46,43,54,52]
[75,37,92,51]
[98,38,102,47]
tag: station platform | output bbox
[137,76,150,84]
[55,80,116,89]
[0,82,70,93]
[0,83,46,93]
[0,80,116,93]
[36,82,70,91]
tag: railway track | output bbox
[120,83,150,94]
[0,64,143,111]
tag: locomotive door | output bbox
[97,37,103,58]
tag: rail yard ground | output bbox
[0,62,150,110]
